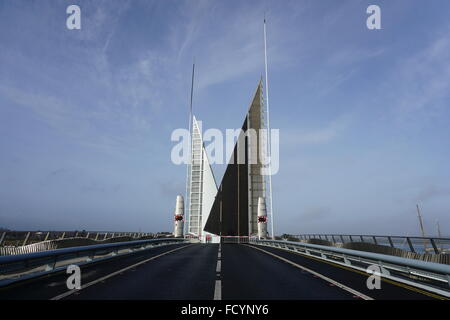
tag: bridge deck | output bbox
[0,243,443,300]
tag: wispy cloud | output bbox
[415,185,450,202]
[282,114,353,146]
[299,206,331,223]
[325,47,386,67]
[169,1,303,89]
[0,83,150,155]
[389,27,450,123]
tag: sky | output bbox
[0,0,449,236]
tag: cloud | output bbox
[0,85,74,129]
[415,185,450,202]
[299,206,331,222]
[325,47,385,67]
[389,27,450,123]
[158,180,185,198]
[0,84,150,155]
[168,1,303,90]
[282,114,352,146]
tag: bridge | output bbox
[1,235,449,301]
[1,76,449,302]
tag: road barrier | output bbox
[220,236,251,244]
[0,238,187,287]
[0,231,166,248]
[250,239,450,298]
[289,234,450,255]
[0,235,161,256]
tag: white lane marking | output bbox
[214,280,222,300]
[246,245,374,300]
[216,260,221,273]
[213,244,222,300]
[50,244,192,300]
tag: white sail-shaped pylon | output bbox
[186,116,219,243]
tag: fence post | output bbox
[61,232,65,239]
[372,236,378,245]
[387,236,394,247]
[429,238,439,254]
[44,232,50,241]
[104,233,108,240]
[406,237,416,253]
[95,233,99,241]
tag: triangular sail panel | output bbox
[186,116,218,240]
[204,81,266,237]
[201,147,217,232]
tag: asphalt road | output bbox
[0,243,443,300]
[0,243,191,300]
[67,243,217,300]
[221,243,355,300]
[242,244,438,300]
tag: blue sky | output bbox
[0,0,449,235]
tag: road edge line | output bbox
[50,244,192,300]
[245,244,374,300]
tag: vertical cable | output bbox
[264,18,275,239]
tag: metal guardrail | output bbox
[289,234,450,254]
[0,231,161,247]
[250,239,450,298]
[0,238,187,287]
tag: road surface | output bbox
[0,243,443,300]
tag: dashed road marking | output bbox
[216,260,221,273]
[214,244,222,300]
[214,280,222,300]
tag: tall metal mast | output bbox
[184,63,195,236]
[436,220,442,238]
[264,17,275,239]
[416,204,428,251]
[416,204,426,237]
